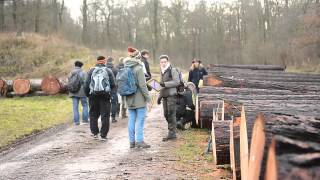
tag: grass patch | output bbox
[0,95,72,147]
[286,65,320,74]
[176,129,212,163]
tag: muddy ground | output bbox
[0,104,231,180]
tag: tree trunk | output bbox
[250,114,320,179]
[41,76,63,95]
[203,75,320,92]
[208,64,285,71]
[0,0,4,31]
[82,0,88,44]
[52,0,58,33]
[58,0,64,27]
[12,0,17,30]
[34,0,41,33]
[12,78,42,95]
[199,87,302,95]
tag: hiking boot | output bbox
[136,141,151,148]
[130,142,135,148]
[92,134,98,139]
[101,136,107,141]
[162,135,177,142]
[112,117,117,123]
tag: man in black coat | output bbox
[188,59,208,93]
[106,57,120,122]
[176,86,196,130]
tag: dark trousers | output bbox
[89,95,111,138]
[111,91,119,118]
[163,96,177,136]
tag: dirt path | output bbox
[0,104,230,180]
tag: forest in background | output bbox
[0,0,319,70]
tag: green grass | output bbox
[175,129,212,163]
[0,95,72,147]
[286,65,320,74]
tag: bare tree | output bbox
[0,0,4,31]
[34,0,41,33]
[82,0,88,44]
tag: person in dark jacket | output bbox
[176,85,196,129]
[117,57,127,119]
[188,59,208,93]
[69,60,88,125]
[84,56,116,140]
[157,55,180,141]
[141,49,152,91]
[106,57,120,123]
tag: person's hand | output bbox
[157,97,162,105]
[160,82,165,87]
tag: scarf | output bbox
[161,62,171,74]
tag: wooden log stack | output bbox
[196,64,320,180]
[0,76,69,97]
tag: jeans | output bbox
[128,107,147,143]
[89,95,111,138]
[72,97,89,124]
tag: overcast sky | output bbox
[64,0,236,21]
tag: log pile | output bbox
[196,64,320,180]
[0,76,68,97]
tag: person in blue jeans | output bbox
[125,47,151,148]
[69,61,89,125]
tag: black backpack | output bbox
[67,71,82,93]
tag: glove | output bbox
[160,82,165,87]
[157,97,162,105]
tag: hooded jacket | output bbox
[124,58,151,109]
[68,67,87,98]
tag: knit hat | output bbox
[128,46,141,58]
[159,54,169,60]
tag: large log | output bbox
[249,114,320,180]
[212,120,232,165]
[203,75,320,92]
[41,76,63,95]
[199,87,302,95]
[230,119,241,180]
[6,91,48,98]
[208,64,286,71]
[12,78,42,95]
[0,78,7,96]
[265,136,320,180]
[207,68,320,82]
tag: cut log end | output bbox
[41,76,62,95]
[203,75,223,86]
[13,78,31,95]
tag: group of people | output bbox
[68,47,207,148]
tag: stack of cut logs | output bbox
[0,76,68,97]
[196,64,320,180]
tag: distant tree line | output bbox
[0,0,319,68]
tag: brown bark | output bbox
[212,120,232,165]
[208,64,285,71]
[230,120,241,180]
[203,75,320,92]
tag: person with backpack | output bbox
[141,49,153,91]
[117,47,151,148]
[84,56,116,141]
[188,59,208,93]
[68,60,88,126]
[106,57,120,123]
[157,55,181,141]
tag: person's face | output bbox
[194,61,200,67]
[160,58,168,68]
[143,53,149,59]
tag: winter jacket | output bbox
[160,66,180,98]
[141,56,152,81]
[124,58,151,109]
[68,67,87,98]
[84,64,116,97]
[188,67,208,87]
